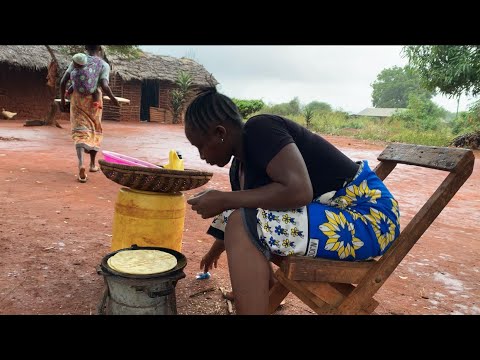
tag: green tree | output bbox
[232,99,265,119]
[450,100,480,134]
[104,45,142,59]
[268,97,302,116]
[287,97,301,115]
[392,93,446,131]
[469,100,480,123]
[305,101,332,113]
[371,66,435,108]
[403,45,480,97]
[42,45,62,128]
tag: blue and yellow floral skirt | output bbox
[207,161,400,261]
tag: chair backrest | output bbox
[336,143,475,313]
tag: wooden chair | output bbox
[268,143,475,315]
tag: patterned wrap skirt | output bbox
[207,160,400,261]
[70,89,103,152]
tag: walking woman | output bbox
[60,45,120,182]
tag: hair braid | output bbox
[185,88,243,134]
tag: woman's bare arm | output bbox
[225,143,313,210]
[188,143,314,218]
[99,79,120,107]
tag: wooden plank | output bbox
[102,96,130,104]
[301,281,346,306]
[283,256,374,283]
[329,283,378,314]
[301,282,373,315]
[275,256,379,314]
[268,280,290,314]
[149,107,165,123]
[377,143,472,172]
[336,150,475,314]
[373,161,397,181]
[276,270,333,314]
[54,96,130,104]
[279,275,377,314]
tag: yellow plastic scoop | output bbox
[163,149,184,171]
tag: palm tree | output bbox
[168,71,193,124]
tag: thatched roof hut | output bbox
[104,51,217,122]
[0,45,71,120]
[0,45,70,71]
[108,52,217,87]
[0,45,218,122]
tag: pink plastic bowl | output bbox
[102,150,160,168]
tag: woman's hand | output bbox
[112,98,121,107]
[200,248,221,273]
[187,189,227,219]
[200,239,225,273]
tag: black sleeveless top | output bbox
[229,114,359,197]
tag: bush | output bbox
[232,99,265,119]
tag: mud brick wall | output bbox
[102,73,122,121]
[149,106,174,124]
[101,78,199,123]
[0,65,55,120]
[158,81,175,110]
[157,81,174,123]
[120,80,141,122]
[102,74,141,122]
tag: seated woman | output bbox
[185,88,401,314]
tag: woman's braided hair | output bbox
[185,87,243,134]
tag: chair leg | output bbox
[329,283,379,314]
[275,269,334,314]
[276,267,380,315]
[268,280,290,314]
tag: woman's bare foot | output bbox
[89,165,100,172]
[223,291,235,301]
[78,167,87,183]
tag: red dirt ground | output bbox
[0,119,479,315]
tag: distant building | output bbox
[355,107,406,120]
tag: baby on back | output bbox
[66,53,102,109]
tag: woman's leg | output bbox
[76,147,86,180]
[224,210,270,315]
[223,263,276,302]
[89,150,99,172]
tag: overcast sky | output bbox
[141,45,477,114]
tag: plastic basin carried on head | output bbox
[102,150,160,168]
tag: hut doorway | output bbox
[140,79,160,122]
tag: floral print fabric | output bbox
[209,161,400,261]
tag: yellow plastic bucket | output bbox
[111,188,185,252]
